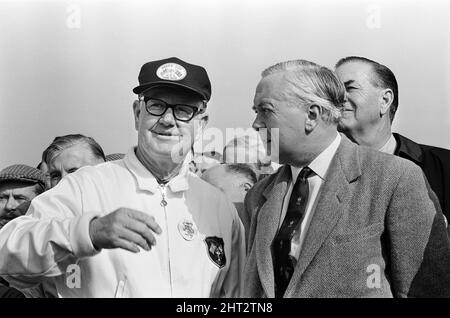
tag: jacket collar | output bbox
[123,147,190,194]
[393,133,423,164]
[336,134,362,183]
[256,165,291,297]
[262,165,289,199]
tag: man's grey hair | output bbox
[262,60,346,124]
[43,134,106,165]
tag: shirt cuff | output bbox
[69,212,102,258]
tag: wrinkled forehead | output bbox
[336,61,375,84]
[254,73,289,103]
[48,143,97,169]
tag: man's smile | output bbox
[151,130,181,140]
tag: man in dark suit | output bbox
[335,56,450,221]
[245,59,450,297]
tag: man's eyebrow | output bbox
[252,104,264,112]
[343,80,356,86]
[256,100,274,107]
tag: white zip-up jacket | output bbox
[0,148,245,297]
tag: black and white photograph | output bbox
[0,0,449,302]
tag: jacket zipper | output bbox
[159,183,173,296]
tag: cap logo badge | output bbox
[156,63,187,81]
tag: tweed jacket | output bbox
[243,135,450,298]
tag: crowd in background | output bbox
[0,56,449,298]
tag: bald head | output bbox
[201,164,257,203]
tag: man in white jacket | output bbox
[0,57,245,298]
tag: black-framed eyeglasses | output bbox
[139,96,205,122]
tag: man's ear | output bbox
[132,100,141,131]
[305,104,321,132]
[192,112,209,145]
[198,111,209,130]
[243,182,253,192]
[380,88,394,116]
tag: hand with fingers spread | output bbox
[89,208,162,253]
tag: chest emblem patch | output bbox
[204,236,226,268]
[178,220,198,241]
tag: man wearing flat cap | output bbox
[0,164,46,298]
[0,164,46,230]
[0,57,245,297]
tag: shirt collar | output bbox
[290,133,341,182]
[378,134,397,155]
[123,147,190,194]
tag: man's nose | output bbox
[252,116,265,130]
[5,195,18,211]
[159,108,176,126]
[341,98,352,109]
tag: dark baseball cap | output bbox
[133,57,212,101]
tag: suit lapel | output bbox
[255,165,291,298]
[285,136,361,296]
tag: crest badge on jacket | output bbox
[204,236,226,268]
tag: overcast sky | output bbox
[0,0,449,167]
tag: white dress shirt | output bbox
[378,134,397,155]
[278,133,341,261]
